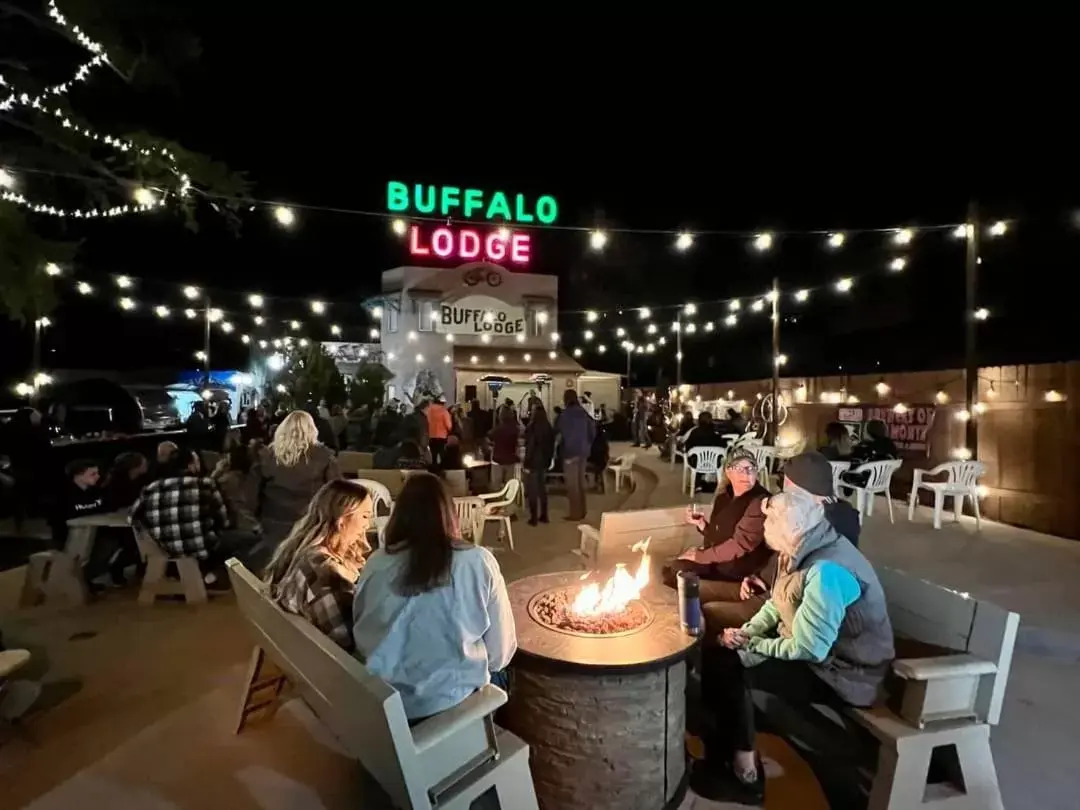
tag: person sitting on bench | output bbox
[662,450,771,632]
[691,485,894,805]
[264,480,373,651]
[352,472,516,722]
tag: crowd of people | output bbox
[2,384,907,807]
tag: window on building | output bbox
[419,299,438,332]
[526,304,550,337]
[386,303,399,334]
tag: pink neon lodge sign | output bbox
[408,225,531,265]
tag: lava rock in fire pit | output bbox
[531,588,650,635]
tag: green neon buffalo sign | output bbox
[386,181,558,225]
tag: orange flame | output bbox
[571,538,651,616]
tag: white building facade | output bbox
[373,262,583,411]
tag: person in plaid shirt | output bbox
[264,479,373,650]
[132,449,257,583]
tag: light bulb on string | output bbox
[369,328,379,339]
[119,297,136,310]
[892,228,914,245]
[208,308,224,322]
[684,303,697,315]
[674,232,694,251]
[835,277,854,293]
[585,310,598,323]
[729,299,741,311]
[310,300,326,315]
[616,327,626,337]
[725,314,737,327]
[794,289,810,302]
[44,262,62,276]
[371,306,383,319]
[638,307,651,319]
[289,320,301,330]
[536,311,549,325]
[583,330,594,341]
[184,308,197,319]
[889,257,906,272]
[685,322,697,334]
[646,323,657,334]
[704,321,714,332]
[658,336,667,345]
[597,344,606,354]
[183,285,200,300]
[827,232,845,249]
[253,315,265,326]
[241,335,250,344]
[753,232,773,252]
[154,305,170,318]
[589,230,608,251]
[115,275,133,289]
[391,218,407,236]
[248,294,264,308]
[330,324,341,336]
[273,206,296,227]
[751,299,765,313]
[952,224,968,239]
[221,321,234,333]
[573,348,582,358]
[974,307,990,321]
[0,168,15,189]
[989,221,1008,237]
[76,281,92,295]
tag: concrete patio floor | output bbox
[1,443,1077,808]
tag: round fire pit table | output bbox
[503,570,698,810]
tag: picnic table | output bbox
[66,510,131,563]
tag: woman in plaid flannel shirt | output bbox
[264,479,374,651]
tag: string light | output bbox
[889,257,906,272]
[273,206,296,227]
[184,308,197,319]
[310,300,326,314]
[892,228,914,245]
[989,221,1008,237]
[974,307,990,321]
[330,324,341,335]
[44,262,62,276]
[835,277,854,293]
[753,233,773,252]
[638,307,651,319]
[0,168,16,189]
[391,218,407,236]
[119,297,135,310]
[589,230,607,251]
[674,232,694,251]
[794,289,810,302]
[76,281,92,295]
[154,305,170,318]
[827,232,845,249]
[115,275,133,289]
[585,310,598,323]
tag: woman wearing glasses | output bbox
[663,449,774,632]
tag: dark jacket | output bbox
[556,403,596,459]
[825,500,861,547]
[249,444,341,546]
[524,419,555,470]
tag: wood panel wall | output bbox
[683,362,1080,540]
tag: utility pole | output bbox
[676,310,683,392]
[32,317,43,376]
[768,276,781,444]
[203,298,212,390]
[964,203,980,457]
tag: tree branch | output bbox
[0,112,128,186]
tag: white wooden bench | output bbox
[576,507,1016,809]
[133,530,210,605]
[21,510,133,608]
[850,568,1017,810]
[226,559,538,810]
[575,506,699,572]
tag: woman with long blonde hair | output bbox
[249,409,341,551]
[265,479,373,650]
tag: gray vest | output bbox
[771,521,894,706]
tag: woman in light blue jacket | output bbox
[352,472,516,721]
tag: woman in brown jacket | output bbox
[248,410,341,554]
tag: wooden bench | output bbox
[21,510,133,608]
[133,530,210,605]
[850,568,1017,809]
[575,505,699,572]
[226,559,538,810]
[576,506,1016,809]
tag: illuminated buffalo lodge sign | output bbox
[436,295,526,335]
[408,226,529,264]
[386,182,558,224]
[387,181,559,268]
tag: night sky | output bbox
[3,2,1078,399]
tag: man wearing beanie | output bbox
[782,451,861,546]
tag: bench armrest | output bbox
[410,684,507,754]
[892,654,997,681]
[573,524,600,567]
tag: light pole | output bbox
[768,276,781,444]
[202,299,213,390]
[963,203,980,458]
[32,315,50,375]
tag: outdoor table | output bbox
[463,458,492,493]
[66,510,131,563]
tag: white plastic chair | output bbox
[829,461,851,497]
[845,459,904,524]
[751,445,777,478]
[683,446,724,496]
[607,453,636,491]
[720,433,741,446]
[478,479,522,550]
[357,479,395,546]
[908,460,987,530]
[670,429,693,468]
[453,496,485,544]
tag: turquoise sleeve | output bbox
[740,599,780,638]
[746,561,860,661]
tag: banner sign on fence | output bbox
[836,404,937,456]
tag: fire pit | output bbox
[503,555,698,810]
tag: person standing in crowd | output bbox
[212,444,260,537]
[329,404,349,449]
[249,410,341,552]
[556,389,596,521]
[632,393,650,448]
[523,403,555,525]
[426,397,453,466]
[488,408,521,489]
[241,405,271,446]
[352,473,516,721]
[264,480,374,651]
[401,399,430,459]
[185,401,214,452]
[6,406,53,528]
[691,485,893,804]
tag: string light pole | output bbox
[769,277,781,444]
[676,310,683,390]
[202,299,213,390]
[964,204,980,458]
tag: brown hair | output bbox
[383,471,459,596]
